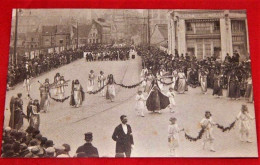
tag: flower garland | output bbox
[216,120,236,132]
[158,79,174,85]
[86,84,108,94]
[114,80,143,89]
[49,93,70,103]
[184,128,205,142]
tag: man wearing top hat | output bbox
[76,132,99,157]
[112,115,134,157]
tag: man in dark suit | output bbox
[112,115,134,157]
[76,132,99,157]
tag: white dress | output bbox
[168,124,180,148]
[166,91,176,107]
[236,111,254,132]
[200,117,215,142]
[135,94,145,111]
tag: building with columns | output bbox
[168,10,249,61]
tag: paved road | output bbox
[3,56,258,157]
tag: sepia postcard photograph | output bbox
[1,9,258,158]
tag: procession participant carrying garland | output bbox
[70,79,85,108]
[39,79,50,113]
[106,74,116,102]
[88,70,95,92]
[97,71,106,97]
[200,111,216,152]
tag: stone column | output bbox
[168,14,175,55]
[220,15,233,61]
[245,18,250,56]
[177,19,186,56]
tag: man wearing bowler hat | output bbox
[76,132,99,157]
[112,115,134,157]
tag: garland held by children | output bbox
[184,128,205,142]
[86,84,108,94]
[216,120,236,132]
[114,80,143,89]
[49,93,70,103]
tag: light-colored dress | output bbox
[200,117,215,142]
[88,73,95,91]
[106,84,116,101]
[166,91,176,108]
[29,105,40,130]
[135,94,146,116]
[98,74,106,96]
[168,124,180,149]
[73,84,83,107]
[200,75,208,93]
[236,111,254,133]
[177,72,186,93]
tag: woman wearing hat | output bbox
[236,105,255,142]
[199,69,208,94]
[200,111,216,152]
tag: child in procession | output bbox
[200,111,216,152]
[168,117,183,156]
[166,87,176,113]
[236,104,255,143]
[135,89,146,117]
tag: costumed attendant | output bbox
[176,69,187,94]
[106,74,116,102]
[98,71,106,97]
[54,73,61,96]
[227,70,240,100]
[200,69,208,94]
[146,80,170,114]
[39,79,50,113]
[70,80,85,108]
[168,117,184,156]
[245,73,253,103]
[23,75,32,99]
[27,99,40,130]
[236,104,255,143]
[135,89,146,117]
[88,70,95,92]
[171,69,178,89]
[166,87,176,113]
[144,72,154,93]
[200,111,216,152]
[57,76,67,100]
[212,71,223,98]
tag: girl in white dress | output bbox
[168,117,183,156]
[88,70,95,92]
[23,75,32,99]
[135,90,146,117]
[200,111,216,152]
[166,87,176,113]
[236,104,255,142]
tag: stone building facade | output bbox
[168,10,249,61]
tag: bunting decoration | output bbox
[114,80,143,89]
[184,128,205,142]
[216,120,237,132]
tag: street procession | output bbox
[1,9,258,158]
